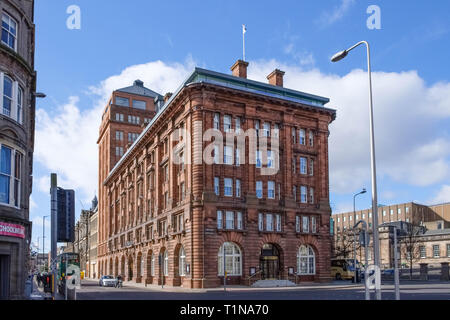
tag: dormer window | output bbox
[115,96,129,107]
[2,13,17,51]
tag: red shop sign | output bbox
[0,222,25,239]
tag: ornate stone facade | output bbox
[97,62,336,288]
[0,0,36,300]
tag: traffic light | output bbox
[44,274,53,293]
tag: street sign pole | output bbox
[223,247,226,292]
[50,173,58,300]
[364,229,370,300]
[353,231,357,283]
[393,226,400,300]
[65,261,67,301]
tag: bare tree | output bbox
[334,229,361,260]
[399,223,425,280]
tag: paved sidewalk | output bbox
[30,278,47,300]
[82,279,363,293]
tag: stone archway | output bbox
[114,257,119,277]
[260,243,282,280]
[120,256,125,277]
[146,250,153,284]
[128,255,134,281]
[136,252,142,283]
[109,258,113,275]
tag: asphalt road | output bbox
[75,280,450,300]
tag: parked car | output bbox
[99,275,117,287]
[382,269,395,276]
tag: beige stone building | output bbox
[332,202,450,270]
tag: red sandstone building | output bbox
[97,60,336,288]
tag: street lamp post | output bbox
[353,189,366,283]
[332,41,381,300]
[42,215,49,271]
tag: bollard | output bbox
[440,262,449,281]
[419,263,428,281]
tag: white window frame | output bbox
[276,214,281,232]
[214,177,220,195]
[1,13,17,51]
[311,216,317,233]
[224,178,233,197]
[151,254,155,276]
[16,86,23,125]
[218,242,242,276]
[302,216,309,233]
[309,131,314,146]
[296,216,300,233]
[237,211,243,230]
[258,213,263,231]
[297,245,315,275]
[300,157,307,174]
[266,214,273,231]
[263,122,270,137]
[235,117,241,133]
[224,145,233,165]
[179,247,186,276]
[309,187,314,204]
[267,181,275,199]
[433,245,440,258]
[224,115,232,132]
[213,113,220,130]
[0,144,22,207]
[225,211,234,229]
[217,210,223,229]
[235,179,241,197]
[256,181,263,199]
[299,129,306,145]
[300,186,307,203]
[163,251,169,276]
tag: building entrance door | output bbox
[260,244,280,280]
[0,255,10,300]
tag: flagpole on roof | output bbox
[242,24,247,61]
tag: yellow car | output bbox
[331,259,358,280]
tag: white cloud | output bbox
[34,59,195,202]
[248,60,450,195]
[317,0,356,26]
[32,216,51,229]
[34,56,450,208]
[29,195,37,210]
[431,185,450,204]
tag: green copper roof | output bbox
[106,66,334,181]
[187,67,329,107]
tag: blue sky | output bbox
[30,0,450,252]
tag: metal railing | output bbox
[247,269,263,286]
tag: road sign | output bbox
[359,231,370,246]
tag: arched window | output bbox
[218,242,242,276]
[2,75,13,117]
[297,245,315,275]
[151,253,155,276]
[163,251,168,276]
[179,247,186,276]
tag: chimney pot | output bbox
[164,92,173,103]
[134,80,144,87]
[231,60,249,79]
[267,69,285,87]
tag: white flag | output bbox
[242,24,247,34]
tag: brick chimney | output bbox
[267,69,285,87]
[164,92,173,103]
[231,60,249,79]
